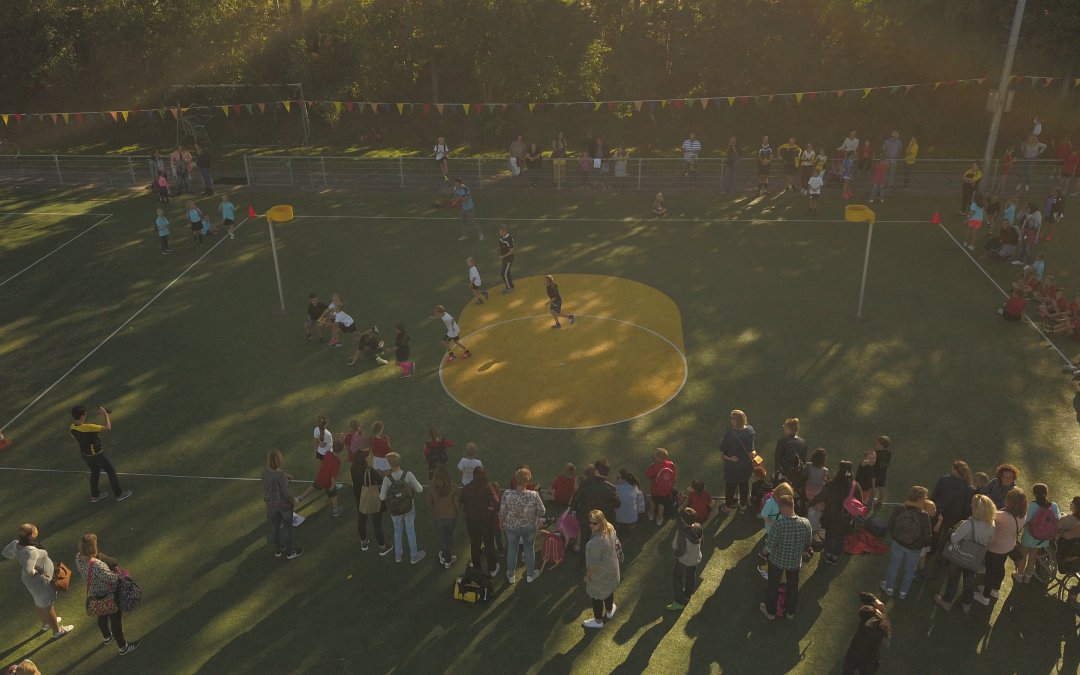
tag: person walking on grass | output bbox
[497,225,515,293]
[69,405,132,503]
[582,510,621,629]
[434,136,450,182]
[2,524,73,640]
[760,494,813,620]
[544,275,576,329]
[262,449,303,560]
[75,533,140,655]
[153,208,173,254]
[297,439,344,517]
[467,257,490,305]
[380,452,426,565]
[186,201,205,245]
[451,178,483,242]
[667,507,703,611]
[434,305,471,362]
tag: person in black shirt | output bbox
[842,593,892,674]
[544,275,576,329]
[305,293,329,341]
[872,435,892,505]
[194,144,214,195]
[497,226,515,293]
[773,417,807,486]
[69,406,132,503]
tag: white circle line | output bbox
[438,313,688,430]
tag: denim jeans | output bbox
[505,526,537,576]
[673,561,698,605]
[391,508,419,560]
[883,540,921,594]
[268,509,295,555]
[433,517,456,562]
[870,184,886,200]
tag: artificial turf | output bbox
[1,185,1078,674]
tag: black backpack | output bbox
[386,472,414,516]
[891,508,923,548]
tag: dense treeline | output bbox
[1,1,1078,153]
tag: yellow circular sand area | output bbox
[439,275,686,429]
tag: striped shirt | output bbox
[681,139,701,161]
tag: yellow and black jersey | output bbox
[70,423,105,456]
[778,143,801,166]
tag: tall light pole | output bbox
[982,0,1027,171]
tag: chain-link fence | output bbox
[0,153,1071,198]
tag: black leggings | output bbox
[98,610,126,648]
[82,453,123,498]
[591,593,615,622]
[466,518,497,571]
[725,480,749,508]
[358,511,385,546]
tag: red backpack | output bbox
[652,465,676,496]
[1027,504,1058,541]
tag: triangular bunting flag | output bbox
[660,99,669,108]
[889,86,900,94]
[462,103,470,116]
[257,102,266,113]
[473,103,483,114]
[368,102,378,113]
[727,97,736,107]
[220,105,230,117]
[863,88,872,98]
[807,92,817,101]
[75,112,84,124]
[1075,77,1080,87]
[108,111,118,122]
[593,102,603,111]
[344,102,354,113]
[1044,77,1056,87]
[739,96,750,105]
[396,103,405,114]
[672,99,684,110]
[120,110,129,122]
[487,103,498,113]
[245,103,254,115]
[422,102,431,115]
[528,103,536,113]
[836,90,845,98]
[903,85,915,93]
[933,82,942,90]
[435,103,445,115]
[795,93,804,104]
[1030,77,1040,89]
[634,100,644,111]
[232,104,242,116]
[49,113,58,124]
[282,101,291,112]
[977,78,987,84]
[14,113,24,123]
[700,98,709,109]
[1,114,7,126]
[35,114,45,123]
[62,112,70,124]
[332,102,343,114]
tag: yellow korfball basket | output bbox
[844,204,876,225]
[266,205,295,223]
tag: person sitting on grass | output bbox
[988,218,1019,258]
[652,192,668,217]
[1012,265,1039,298]
[998,289,1027,322]
[1034,272,1057,304]
[1039,288,1069,319]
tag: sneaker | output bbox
[785,613,796,620]
[446,354,456,362]
[332,506,344,517]
[42,617,63,632]
[102,635,113,645]
[974,593,991,606]
[527,569,541,583]
[759,603,775,620]
[375,357,388,365]
[116,490,133,502]
[656,515,664,526]
[934,594,952,611]
[551,323,561,329]
[91,494,107,503]
[274,547,285,558]
[444,555,458,570]
[898,591,908,600]
[410,551,427,565]
[395,556,403,563]
[286,548,304,560]
[52,625,74,639]
[757,564,769,580]
[989,589,1000,599]
[605,603,617,620]
[582,618,604,629]
[460,351,472,359]
[378,544,394,557]
[328,339,339,347]
[568,315,575,325]
[360,539,370,551]
[879,580,894,597]
[332,342,343,349]
[489,562,501,578]
[507,572,516,584]
[502,287,514,294]
[1011,260,1024,266]
[666,602,685,611]
[118,641,140,655]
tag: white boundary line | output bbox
[0,216,252,433]
[937,223,1072,365]
[438,313,689,430]
[0,213,113,287]
[0,211,115,217]
[292,214,926,224]
[0,466,264,482]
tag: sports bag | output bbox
[453,566,492,604]
[843,481,867,519]
[942,521,988,572]
[1027,505,1058,541]
[385,472,414,516]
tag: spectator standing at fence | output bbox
[1018,134,1047,192]
[681,132,701,183]
[959,161,982,216]
[70,405,133,503]
[902,135,919,190]
[194,144,214,196]
[882,131,903,189]
[799,143,817,194]
[508,135,526,181]
[838,130,860,155]
[613,145,629,185]
[722,137,740,193]
[524,142,543,189]
[778,137,800,193]
[498,225,515,293]
[434,136,450,182]
[171,145,191,194]
[756,137,773,196]
[451,178,482,242]
[552,131,568,189]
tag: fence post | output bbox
[127,157,137,185]
[636,158,642,190]
[243,154,253,186]
[988,158,998,193]
[398,157,405,189]
[320,157,328,187]
[477,158,483,185]
[53,155,64,185]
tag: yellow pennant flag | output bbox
[727,97,736,106]
[62,112,70,124]
[795,93,804,104]
[121,110,130,122]
[863,88,872,98]
[333,102,343,113]
[462,104,470,116]
[282,101,292,113]
[1,114,8,126]
[220,105,230,117]
[594,102,603,111]
[660,99,669,108]
[395,103,405,114]
[1074,77,1080,87]
[528,103,536,113]
[933,82,942,90]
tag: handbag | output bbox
[1007,514,1024,563]
[52,562,71,591]
[359,483,382,515]
[942,521,988,572]
[843,481,867,518]
[84,561,118,617]
[116,567,142,612]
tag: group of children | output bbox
[151,194,237,254]
[304,292,415,373]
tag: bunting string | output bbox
[1,75,1073,125]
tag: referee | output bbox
[498,225,515,293]
[69,406,132,503]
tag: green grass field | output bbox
[1,184,1079,674]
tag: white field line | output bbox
[1,214,114,287]
[290,214,926,224]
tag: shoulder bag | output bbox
[942,520,988,572]
[52,561,71,591]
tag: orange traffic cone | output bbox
[247,204,257,218]
[0,433,11,453]
[931,211,941,224]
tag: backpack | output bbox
[757,492,775,516]
[1028,504,1058,541]
[653,465,676,496]
[385,472,414,516]
[891,508,923,548]
[843,481,867,519]
[427,441,449,468]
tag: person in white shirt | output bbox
[329,308,356,348]
[379,452,426,564]
[837,130,859,154]
[434,136,449,182]
[434,305,471,362]
[458,443,484,486]
[807,173,824,216]
[467,257,489,305]
[681,132,701,179]
[799,143,817,194]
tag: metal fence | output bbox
[0,153,1070,198]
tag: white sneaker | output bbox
[507,572,516,584]
[582,618,604,629]
[974,593,991,606]
[410,551,427,565]
[443,555,457,570]
[116,490,133,502]
[605,603,618,620]
[489,562,501,578]
[527,569,541,583]
[52,625,74,639]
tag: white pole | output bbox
[856,222,874,319]
[982,0,1026,171]
[267,218,287,314]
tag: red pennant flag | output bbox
[345,101,354,113]
[672,99,684,110]
[422,102,430,115]
[233,104,242,116]
[738,96,750,105]
[808,92,818,101]
[14,113,25,123]
[473,103,483,114]
[75,112,84,124]
[607,101,618,110]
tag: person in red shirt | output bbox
[422,426,455,480]
[299,440,344,516]
[1053,138,1073,179]
[999,289,1026,322]
[869,159,888,203]
[645,448,678,525]
[549,464,578,506]
[685,479,714,523]
[995,148,1016,194]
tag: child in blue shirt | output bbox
[218,194,237,239]
[187,201,204,245]
[154,208,172,254]
[963,192,986,251]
